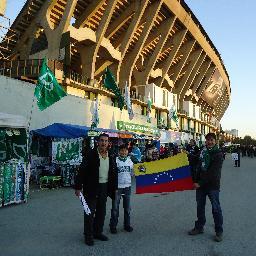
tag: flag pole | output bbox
[24,92,36,202]
[27,95,36,133]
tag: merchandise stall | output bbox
[31,124,87,188]
[31,123,135,187]
[0,113,29,207]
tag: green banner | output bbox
[117,121,160,136]
[0,128,27,162]
[52,138,82,165]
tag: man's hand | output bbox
[75,190,82,197]
[193,183,200,189]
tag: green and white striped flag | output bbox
[146,94,152,123]
[91,98,99,129]
[125,81,134,120]
[169,105,179,128]
[34,59,67,111]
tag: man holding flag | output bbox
[188,133,224,242]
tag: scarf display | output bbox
[201,145,219,170]
[118,156,128,162]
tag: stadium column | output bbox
[173,49,203,110]
[106,0,150,86]
[39,0,78,60]
[178,52,206,103]
[196,65,216,99]
[171,39,196,88]
[74,0,105,28]
[17,25,39,60]
[154,29,187,88]
[79,0,118,80]
[189,59,212,100]
[118,0,164,89]
[133,16,176,85]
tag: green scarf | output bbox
[202,144,219,170]
[118,156,128,162]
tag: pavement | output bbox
[0,154,256,256]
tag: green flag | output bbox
[103,67,124,110]
[169,105,179,128]
[34,59,67,111]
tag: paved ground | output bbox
[1,154,256,256]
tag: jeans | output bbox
[195,188,223,234]
[110,186,131,228]
[84,183,108,238]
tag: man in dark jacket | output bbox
[186,139,200,182]
[188,133,224,242]
[75,133,117,246]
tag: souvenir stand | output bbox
[31,123,86,188]
[31,123,135,188]
[0,112,29,207]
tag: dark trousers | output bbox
[195,188,223,234]
[235,159,240,167]
[83,183,108,238]
[190,165,197,182]
[109,186,131,228]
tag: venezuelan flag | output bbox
[134,153,193,194]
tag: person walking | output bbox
[109,144,134,234]
[188,133,224,242]
[75,133,117,246]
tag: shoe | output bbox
[124,226,133,232]
[93,233,109,241]
[85,237,94,246]
[188,228,204,235]
[214,233,223,242]
[110,227,117,234]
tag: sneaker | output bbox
[188,228,204,235]
[93,233,109,241]
[124,226,133,232]
[110,227,117,234]
[214,233,223,242]
[84,237,94,246]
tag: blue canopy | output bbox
[32,123,133,138]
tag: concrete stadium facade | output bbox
[0,0,231,142]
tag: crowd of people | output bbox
[240,145,256,158]
[74,133,225,246]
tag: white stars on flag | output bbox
[153,171,174,184]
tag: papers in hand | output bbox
[79,192,91,215]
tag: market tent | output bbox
[32,123,90,138]
[32,123,134,138]
[0,112,27,128]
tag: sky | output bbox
[3,0,256,138]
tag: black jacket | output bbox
[196,149,223,190]
[74,149,118,199]
[186,144,200,166]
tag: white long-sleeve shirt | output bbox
[116,157,134,188]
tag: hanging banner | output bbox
[52,138,83,165]
[0,128,27,162]
[117,121,160,136]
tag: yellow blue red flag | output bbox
[134,153,193,194]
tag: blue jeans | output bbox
[195,189,223,234]
[110,186,131,228]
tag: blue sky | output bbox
[185,0,256,138]
[4,0,255,138]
